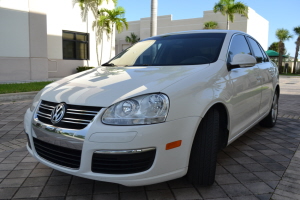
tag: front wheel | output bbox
[259,91,279,128]
[187,108,220,186]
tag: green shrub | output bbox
[76,66,94,73]
[279,66,292,73]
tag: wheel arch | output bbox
[276,84,280,97]
[186,102,230,184]
[195,102,230,151]
[209,103,230,149]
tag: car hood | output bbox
[41,65,209,107]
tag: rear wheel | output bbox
[259,92,279,128]
[187,108,220,186]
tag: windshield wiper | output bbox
[102,62,115,66]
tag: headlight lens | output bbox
[102,93,169,125]
[30,89,44,112]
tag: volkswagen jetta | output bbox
[24,30,279,186]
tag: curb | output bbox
[0,91,38,102]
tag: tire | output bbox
[187,108,220,186]
[259,91,279,128]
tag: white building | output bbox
[116,7,269,54]
[0,0,114,82]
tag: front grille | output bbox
[92,149,156,174]
[37,100,101,130]
[33,137,82,169]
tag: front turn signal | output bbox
[166,140,182,150]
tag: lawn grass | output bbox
[0,81,53,94]
[280,73,300,76]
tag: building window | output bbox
[63,31,89,60]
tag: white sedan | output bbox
[24,30,279,186]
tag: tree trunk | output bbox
[227,15,229,30]
[96,31,100,66]
[95,2,100,66]
[99,30,104,65]
[293,37,300,74]
[110,24,114,59]
[278,41,283,73]
[150,0,157,36]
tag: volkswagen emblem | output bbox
[51,103,66,124]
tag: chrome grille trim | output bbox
[33,117,86,142]
[40,103,55,109]
[37,111,51,117]
[63,118,91,122]
[38,115,51,120]
[66,111,96,116]
[39,105,53,111]
[95,148,156,154]
[36,100,102,130]
[37,111,51,120]
[67,109,98,114]
[61,120,89,125]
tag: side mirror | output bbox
[228,54,257,70]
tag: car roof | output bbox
[152,30,245,38]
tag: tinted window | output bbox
[63,31,89,60]
[105,33,226,66]
[248,38,264,63]
[258,43,269,62]
[227,35,251,63]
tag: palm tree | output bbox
[204,21,218,29]
[268,42,279,52]
[276,28,293,72]
[99,7,128,59]
[293,26,300,74]
[125,33,140,45]
[96,13,112,64]
[268,42,287,54]
[75,0,117,65]
[213,0,248,30]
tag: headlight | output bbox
[30,89,44,112]
[102,93,169,125]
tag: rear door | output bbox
[227,34,262,140]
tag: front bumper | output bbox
[24,107,201,186]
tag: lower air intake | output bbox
[92,149,156,174]
[33,137,82,169]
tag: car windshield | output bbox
[104,33,226,66]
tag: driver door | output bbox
[227,34,262,140]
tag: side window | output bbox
[227,35,251,63]
[258,43,269,62]
[247,38,264,63]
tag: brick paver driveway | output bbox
[0,76,299,200]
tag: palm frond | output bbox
[98,6,128,34]
[213,3,226,15]
[213,0,248,24]
[125,33,140,44]
[294,26,300,36]
[204,21,218,29]
[228,13,234,23]
[125,35,132,43]
[276,28,293,42]
[232,2,248,18]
